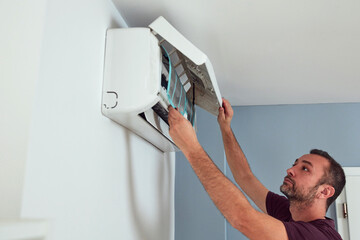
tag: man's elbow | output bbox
[228,218,245,233]
[227,208,255,234]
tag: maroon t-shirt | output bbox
[266,191,343,240]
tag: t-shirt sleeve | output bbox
[266,191,291,221]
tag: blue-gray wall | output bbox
[175,103,360,240]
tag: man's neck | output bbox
[289,200,326,222]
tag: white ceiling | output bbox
[112,0,360,106]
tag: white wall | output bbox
[18,0,175,239]
[0,0,47,219]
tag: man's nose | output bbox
[287,167,295,177]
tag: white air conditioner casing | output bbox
[102,16,222,152]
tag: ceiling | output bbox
[112,0,360,106]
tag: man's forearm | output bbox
[220,126,269,213]
[220,126,253,184]
[183,146,255,229]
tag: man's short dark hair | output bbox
[310,149,346,210]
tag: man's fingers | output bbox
[222,98,230,109]
[168,105,183,124]
[218,107,225,119]
[221,98,233,117]
[168,106,178,117]
[168,106,180,113]
[168,105,175,113]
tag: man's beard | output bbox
[280,176,321,206]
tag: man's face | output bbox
[280,154,329,205]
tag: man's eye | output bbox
[302,167,309,171]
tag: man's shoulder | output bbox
[310,217,336,228]
[284,218,342,240]
[310,218,341,237]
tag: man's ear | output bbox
[319,185,335,199]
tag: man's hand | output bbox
[168,106,201,156]
[217,98,234,131]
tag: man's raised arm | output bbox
[168,106,287,240]
[218,98,269,213]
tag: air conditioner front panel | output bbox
[149,16,222,115]
[102,28,161,114]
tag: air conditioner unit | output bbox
[101,16,222,152]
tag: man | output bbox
[168,98,345,240]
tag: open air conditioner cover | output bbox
[102,16,222,152]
